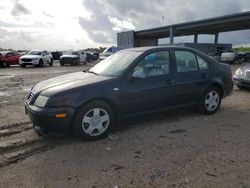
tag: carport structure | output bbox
[117,11,250,48]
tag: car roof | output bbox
[0,51,11,55]
[123,46,199,53]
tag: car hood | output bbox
[21,55,42,59]
[31,72,113,96]
[60,55,78,58]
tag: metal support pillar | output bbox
[214,33,219,44]
[194,34,198,43]
[170,26,174,44]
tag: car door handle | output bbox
[166,80,174,85]
[201,73,208,79]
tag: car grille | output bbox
[27,92,35,104]
[245,71,250,80]
[61,58,76,63]
[21,58,32,62]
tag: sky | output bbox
[0,0,250,50]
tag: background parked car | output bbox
[220,50,241,64]
[238,52,250,62]
[233,63,250,89]
[0,51,20,67]
[19,50,53,68]
[60,50,87,66]
[85,52,99,62]
[99,46,119,60]
[51,51,63,60]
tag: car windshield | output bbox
[27,51,42,55]
[0,51,9,56]
[64,51,78,55]
[89,50,142,77]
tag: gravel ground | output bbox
[0,62,249,188]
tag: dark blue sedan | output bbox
[25,46,233,140]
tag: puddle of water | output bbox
[0,91,10,97]
[0,75,14,79]
[0,100,8,104]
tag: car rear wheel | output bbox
[73,100,115,140]
[49,58,53,66]
[198,87,222,114]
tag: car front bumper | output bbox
[20,59,39,65]
[233,77,250,88]
[25,102,76,132]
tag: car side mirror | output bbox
[131,70,146,79]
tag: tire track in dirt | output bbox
[0,122,55,168]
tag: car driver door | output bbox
[120,50,176,116]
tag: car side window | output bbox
[132,51,170,78]
[175,50,198,73]
[196,55,209,70]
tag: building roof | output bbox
[135,11,250,39]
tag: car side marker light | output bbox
[55,114,66,118]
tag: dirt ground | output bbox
[0,62,249,188]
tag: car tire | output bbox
[73,100,115,141]
[2,61,8,68]
[49,58,53,66]
[20,64,26,68]
[237,85,244,90]
[60,62,64,66]
[198,87,222,115]
[38,59,43,67]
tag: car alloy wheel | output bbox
[198,87,221,114]
[73,100,114,140]
[82,108,110,136]
[204,91,220,112]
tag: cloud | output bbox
[43,11,54,18]
[1,0,250,50]
[11,0,31,16]
[80,0,249,45]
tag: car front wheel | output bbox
[2,61,8,68]
[73,101,115,140]
[198,87,222,114]
[38,59,43,67]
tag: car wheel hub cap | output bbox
[205,91,219,111]
[82,108,110,136]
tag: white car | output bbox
[19,50,53,67]
[60,50,87,66]
[99,46,119,60]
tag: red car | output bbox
[0,51,21,67]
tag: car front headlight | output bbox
[235,68,245,78]
[34,95,49,107]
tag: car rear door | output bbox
[171,49,210,105]
[120,50,176,116]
